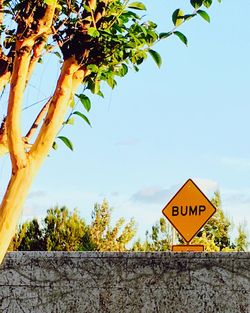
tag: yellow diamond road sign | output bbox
[162,179,216,243]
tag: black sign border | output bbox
[162,178,217,243]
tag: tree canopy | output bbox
[9,200,137,252]
[9,192,248,253]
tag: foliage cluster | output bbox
[9,193,248,253]
[9,200,136,252]
[0,0,221,149]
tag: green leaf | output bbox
[65,117,74,125]
[44,0,57,5]
[190,0,203,9]
[76,94,91,112]
[52,141,58,150]
[172,9,184,27]
[159,32,172,40]
[44,0,61,9]
[121,64,128,76]
[173,31,188,46]
[53,51,61,59]
[203,0,212,8]
[148,49,162,68]
[118,64,128,77]
[124,10,140,20]
[107,76,117,89]
[83,4,91,12]
[197,10,210,23]
[133,65,139,72]
[183,14,196,21]
[70,98,75,108]
[128,2,146,10]
[73,111,92,127]
[97,90,104,98]
[93,80,100,94]
[58,136,74,151]
[87,27,100,38]
[87,64,99,73]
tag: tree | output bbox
[194,191,232,250]
[0,0,219,263]
[8,207,87,251]
[44,206,86,251]
[9,200,136,251]
[234,222,249,252]
[8,219,44,251]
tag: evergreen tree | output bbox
[44,206,86,251]
[8,219,44,251]
[9,200,137,252]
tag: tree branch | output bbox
[30,57,84,163]
[0,118,8,157]
[37,5,57,35]
[6,3,58,173]
[24,100,51,143]
[25,1,58,84]
[26,35,48,85]
[6,47,32,172]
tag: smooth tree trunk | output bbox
[0,163,35,262]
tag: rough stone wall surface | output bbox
[0,252,249,313]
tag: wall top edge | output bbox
[4,251,250,260]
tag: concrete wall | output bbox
[0,252,249,313]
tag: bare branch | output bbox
[0,117,8,157]
[24,100,51,143]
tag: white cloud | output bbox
[192,178,219,196]
[27,190,47,199]
[131,185,179,204]
[131,178,219,205]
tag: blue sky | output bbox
[1,0,250,241]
